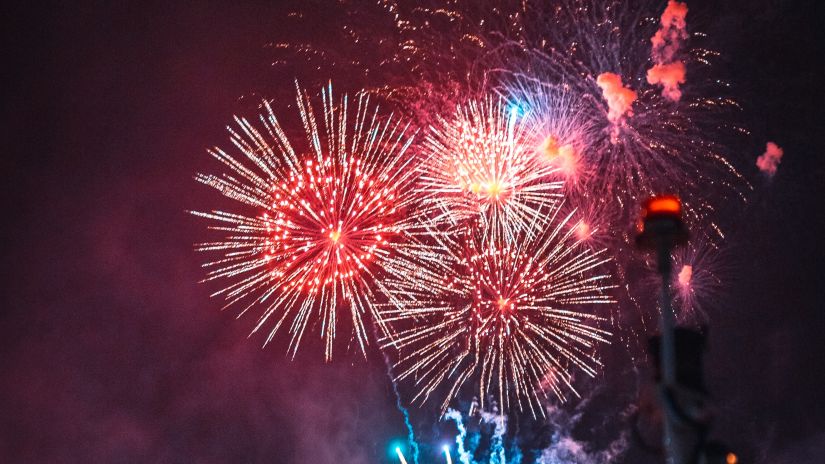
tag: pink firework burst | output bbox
[418,97,562,242]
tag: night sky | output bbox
[2,1,824,463]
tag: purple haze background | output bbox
[2,1,824,463]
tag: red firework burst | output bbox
[193,84,417,360]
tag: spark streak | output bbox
[396,447,409,464]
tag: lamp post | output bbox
[636,195,709,464]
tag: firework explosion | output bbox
[379,205,614,417]
[273,0,749,224]
[418,97,562,242]
[669,235,730,323]
[504,83,593,190]
[193,83,417,360]
[492,0,749,227]
[190,0,771,459]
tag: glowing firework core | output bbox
[452,119,518,205]
[468,246,531,331]
[538,135,578,177]
[194,85,417,360]
[421,98,561,242]
[262,156,399,293]
[575,222,592,241]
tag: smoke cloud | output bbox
[596,72,637,124]
[649,1,689,101]
[651,1,689,63]
[538,135,580,181]
[646,62,686,102]
[756,141,784,176]
[677,264,693,288]
[442,397,631,464]
[536,403,631,464]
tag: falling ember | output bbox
[192,83,417,360]
[379,205,615,417]
[395,448,409,464]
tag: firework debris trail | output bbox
[385,353,421,464]
[647,1,689,101]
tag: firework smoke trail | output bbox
[384,353,421,464]
[274,1,749,228]
[595,73,638,126]
[480,410,507,464]
[192,83,417,360]
[444,407,510,464]
[444,409,472,464]
[419,97,562,243]
[380,203,615,417]
[647,1,689,101]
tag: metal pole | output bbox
[658,241,677,387]
[657,241,679,464]
[658,238,706,464]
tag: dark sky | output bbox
[2,1,824,463]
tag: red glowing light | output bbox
[643,195,682,218]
